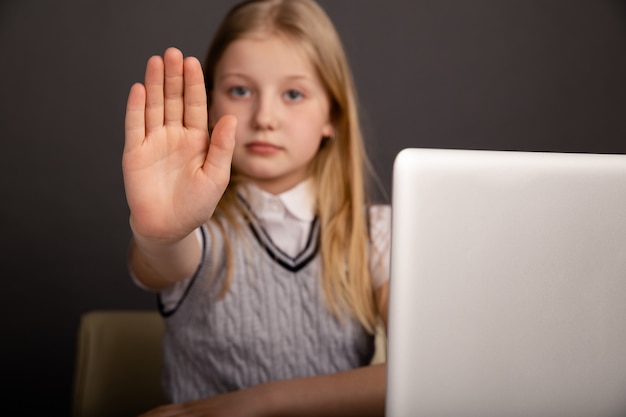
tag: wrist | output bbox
[128,224,203,288]
[128,214,191,245]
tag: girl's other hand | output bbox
[122,47,237,244]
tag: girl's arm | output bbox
[252,363,388,417]
[140,365,386,417]
[127,229,201,290]
[122,47,236,289]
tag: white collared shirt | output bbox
[241,180,315,258]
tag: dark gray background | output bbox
[2,0,625,413]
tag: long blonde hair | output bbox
[203,0,379,332]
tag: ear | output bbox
[321,122,335,140]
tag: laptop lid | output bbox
[386,148,626,417]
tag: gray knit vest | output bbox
[158,215,375,403]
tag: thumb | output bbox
[203,114,237,179]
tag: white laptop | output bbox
[385,148,626,417]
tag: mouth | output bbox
[245,141,282,155]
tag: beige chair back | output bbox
[72,310,166,417]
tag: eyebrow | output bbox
[217,73,315,83]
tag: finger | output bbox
[203,115,237,181]
[163,47,185,126]
[144,55,165,134]
[182,56,208,131]
[124,83,147,149]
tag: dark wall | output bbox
[1,0,625,413]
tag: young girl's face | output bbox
[209,33,334,195]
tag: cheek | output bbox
[297,130,325,158]
[230,146,250,173]
[209,95,235,123]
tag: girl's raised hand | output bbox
[122,47,236,243]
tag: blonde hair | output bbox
[203,0,379,332]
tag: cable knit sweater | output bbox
[159,214,377,403]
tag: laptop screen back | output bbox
[386,148,626,417]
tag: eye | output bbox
[284,89,303,102]
[229,86,250,98]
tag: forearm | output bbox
[264,364,386,417]
[128,227,202,290]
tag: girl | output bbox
[122,0,391,415]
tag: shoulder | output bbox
[368,204,391,229]
[368,203,391,216]
[367,204,391,287]
[367,204,391,244]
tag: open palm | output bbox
[122,47,236,243]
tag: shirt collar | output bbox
[279,179,315,221]
[239,179,315,222]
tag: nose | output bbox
[253,94,278,130]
